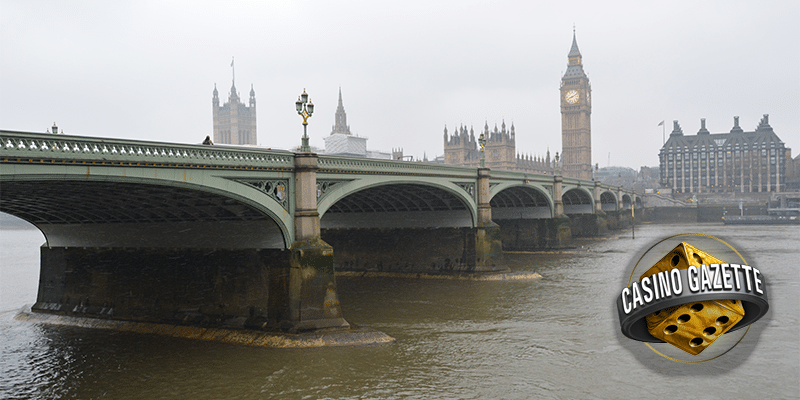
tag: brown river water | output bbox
[1,222,797,399]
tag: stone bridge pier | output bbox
[271,153,349,332]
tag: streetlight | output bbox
[554,152,560,173]
[296,89,314,152]
[478,131,486,168]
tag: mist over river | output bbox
[1,222,797,399]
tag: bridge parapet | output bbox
[318,154,476,177]
[1,131,294,169]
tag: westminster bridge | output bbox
[1,130,637,334]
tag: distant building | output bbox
[442,29,591,177]
[212,79,257,145]
[658,115,790,194]
[443,122,554,173]
[597,166,637,189]
[323,88,390,159]
[560,30,592,180]
[785,154,800,191]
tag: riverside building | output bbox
[658,115,790,194]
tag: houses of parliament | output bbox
[443,31,593,179]
[212,78,257,146]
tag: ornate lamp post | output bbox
[478,131,487,168]
[295,89,314,152]
[554,152,560,173]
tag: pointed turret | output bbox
[229,81,239,103]
[568,29,581,59]
[563,28,586,78]
[331,87,351,135]
[212,83,219,106]
[249,84,256,107]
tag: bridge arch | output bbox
[601,191,618,211]
[562,187,594,214]
[318,179,476,229]
[635,196,643,208]
[489,184,554,219]
[0,173,293,249]
[621,194,632,209]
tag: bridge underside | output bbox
[1,181,285,249]
[320,183,502,273]
[601,191,617,212]
[488,186,568,250]
[322,183,472,229]
[563,188,594,215]
[0,180,342,333]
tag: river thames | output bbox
[1,222,797,399]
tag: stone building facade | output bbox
[212,81,257,145]
[658,115,790,193]
[560,31,592,180]
[443,122,553,173]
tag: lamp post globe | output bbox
[296,89,314,152]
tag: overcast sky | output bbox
[1,1,798,169]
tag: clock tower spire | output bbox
[560,28,592,180]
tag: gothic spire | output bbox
[568,27,581,58]
[249,84,256,107]
[331,87,351,135]
[230,57,237,95]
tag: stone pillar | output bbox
[269,153,349,333]
[617,187,623,210]
[554,174,564,217]
[477,168,493,225]
[593,181,602,212]
[475,168,503,272]
[294,154,321,240]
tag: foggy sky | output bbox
[1,0,798,170]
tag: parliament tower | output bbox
[212,70,257,145]
[560,30,592,180]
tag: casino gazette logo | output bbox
[616,233,770,362]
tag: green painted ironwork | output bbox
[1,130,636,247]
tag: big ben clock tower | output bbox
[560,29,592,180]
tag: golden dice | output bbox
[640,242,745,355]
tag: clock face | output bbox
[565,89,579,104]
